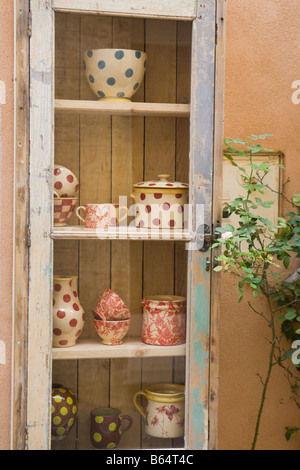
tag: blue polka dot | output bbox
[83,60,86,70]
[135,51,141,58]
[89,74,95,83]
[125,68,133,78]
[133,82,139,90]
[98,60,105,69]
[97,91,105,98]
[117,92,125,98]
[107,77,116,86]
[87,50,93,58]
[115,50,124,60]
[144,60,147,68]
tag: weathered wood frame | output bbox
[13,0,226,450]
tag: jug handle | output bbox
[130,193,136,204]
[75,206,86,224]
[120,415,133,435]
[133,390,147,419]
[118,206,129,223]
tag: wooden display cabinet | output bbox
[13,0,226,450]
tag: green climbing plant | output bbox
[212,134,300,449]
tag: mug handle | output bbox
[118,206,129,223]
[119,415,133,435]
[133,390,147,419]
[75,206,86,224]
[54,190,59,198]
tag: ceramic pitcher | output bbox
[133,383,185,438]
[52,276,85,347]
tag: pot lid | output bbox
[133,174,188,189]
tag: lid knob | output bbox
[157,174,170,182]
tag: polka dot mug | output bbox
[76,203,128,229]
[90,407,133,449]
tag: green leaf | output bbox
[213,265,223,272]
[225,224,234,232]
[283,255,290,269]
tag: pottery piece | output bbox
[51,384,78,441]
[54,164,79,197]
[131,174,189,229]
[54,197,78,226]
[83,48,147,101]
[93,318,130,345]
[94,288,130,320]
[141,295,186,346]
[52,276,85,347]
[133,383,185,439]
[90,407,133,449]
[76,203,128,229]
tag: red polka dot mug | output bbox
[76,203,128,229]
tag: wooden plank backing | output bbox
[52,0,197,20]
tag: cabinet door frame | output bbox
[13,0,226,450]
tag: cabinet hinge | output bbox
[28,10,32,38]
[26,224,31,248]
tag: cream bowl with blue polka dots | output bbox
[83,48,147,101]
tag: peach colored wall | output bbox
[219,0,300,450]
[0,0,14,451]
[0,0,299,450]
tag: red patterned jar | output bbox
[131,174,188,229]
[141,295,186,346]
[52,276,85,347]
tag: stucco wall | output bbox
[0,0,299,450]
[219,0,300,450]
[0,0,14,451]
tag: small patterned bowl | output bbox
[83,48,147,101]
[94,318,131,345]
[54,164,79,198]
[54,197,78,226]
[51,384,78,441]
[94,288,131,321]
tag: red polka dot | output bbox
[73,291,78,297]
[59,340,68,346]
[169,220,175,227]
[54,284,61,292]
[54,181,62,190]
[61,193,68,197]
[56,310,65,319]
[53,299,56,306]
[114,204,119,208]
[69,318,77,327]
[162,202,170,210]
[154,193,162,199]
[69,280,72,286]
[138,220,144,228]
[152,218,160,226]
[53,328,62,336]
[67,175,74,183]
[54,168,61,175]
[63,294,71,302]
[75,330,82,338]
[145,205,151,213]
[178,205,184,213]
[166,183,173,187]
[82,313,85,321]
[73,303,80,311]
[75,184,79,192]
[140,193,146,200]
[175,193,182,199]
[149,183,156,186]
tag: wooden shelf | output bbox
[52,337,186,360]
[55,99,190,117]
[51,225,194,241]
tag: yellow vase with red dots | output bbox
[51,384,78,441]
[52,276,85,348]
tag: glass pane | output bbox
[52,12,191,450]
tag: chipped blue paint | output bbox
[191,254,210,446]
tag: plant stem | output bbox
[251,284,276,450]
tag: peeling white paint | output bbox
[0,340,6,364]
